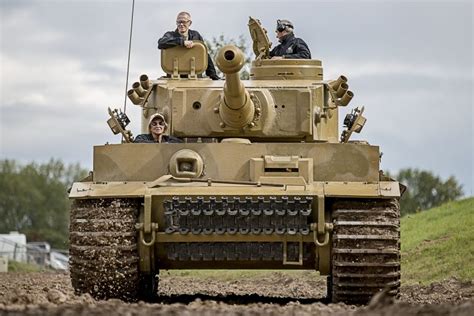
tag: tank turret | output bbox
[216,45,255,129]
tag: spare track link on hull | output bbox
[166,242,313,262]
[163,196,313,262]
[164,196,313,235]
[329,199,401,304]
[69,198,156,302]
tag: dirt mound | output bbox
[0,272,472,315]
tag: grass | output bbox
[400,197,474,284]
[7,260,42,272]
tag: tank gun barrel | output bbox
[216,45,255,128]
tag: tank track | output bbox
[329,198,400,304]
[70,198,149,301]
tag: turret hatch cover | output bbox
[248,17,272,60]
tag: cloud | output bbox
[326,60,473,81]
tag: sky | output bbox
[0,0,473,195]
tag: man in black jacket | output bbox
[158,12,220,80]
[269,19,311,60]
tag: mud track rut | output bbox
[1,272,473,316]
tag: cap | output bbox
[148,113,167,131]
[276,19,293,32]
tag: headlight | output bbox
[169,149,204,178]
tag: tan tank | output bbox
[69,17,402,304]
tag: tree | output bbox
[205,34,253,79]
[0,159,88,248]
[388,168,464,216]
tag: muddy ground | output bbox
[0,272,472,315]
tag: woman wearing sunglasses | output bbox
[134,113,182,143]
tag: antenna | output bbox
[123,0,136,114]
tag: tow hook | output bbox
[310,222,333,247]
[136,222,159,247]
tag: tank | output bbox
[69,17,402,304]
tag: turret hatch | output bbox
[248,16,272,60]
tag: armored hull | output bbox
[70,141,400,303]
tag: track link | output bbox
[69,198,148,301]
[329,199,400,304]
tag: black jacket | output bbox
[158,29,219,79]
[134,134,183,143]
[269,33,311,59]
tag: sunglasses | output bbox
[151,120,166,127]
[176,20,190,25]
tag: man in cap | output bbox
[158,11,220,80]
[134,113,182,143]
[269,19,311,59]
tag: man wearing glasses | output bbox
[270,19,311,60]
[134,113,182,143]
[158,12,220,80]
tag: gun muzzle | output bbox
[329,75,354,106]
[140,74,150,90]
[132,81,147,97]
[329,75,347,91]
[339,90,354,106]
[216,45,255,128]
[336,82,349,98]
[127,89,143,105]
